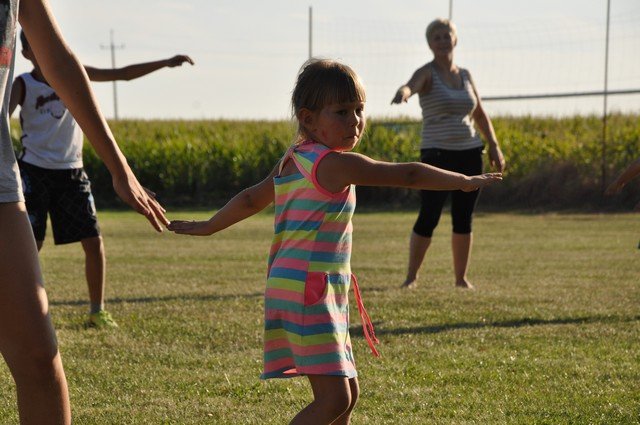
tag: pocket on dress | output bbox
[304,272,328,306]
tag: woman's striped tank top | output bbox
[261,140,378,380]
[418,65,483,151]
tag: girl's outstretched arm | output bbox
[168,165,278,236]
[317,152,502,194]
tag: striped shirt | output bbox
[418,65,483,151]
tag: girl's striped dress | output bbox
[261,140,378,380]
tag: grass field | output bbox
[0,210,638,424]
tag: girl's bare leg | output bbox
[332,377,359,425]
[290,375,354,425]
[0,202,71,425]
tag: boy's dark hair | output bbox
[20,30,29,50]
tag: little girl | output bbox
[168,59,501,424]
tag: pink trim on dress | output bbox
[309,149,342,197]
[291,140,351,198]
[351,274,380,357]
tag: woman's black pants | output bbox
[413,147,484,237]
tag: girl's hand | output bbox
[488,144,506,173]
[461,173,503,192]
[167,220,213,236]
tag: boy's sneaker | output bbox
[87,310,119,329]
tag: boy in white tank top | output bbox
[9,31,193,328]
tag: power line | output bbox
[483,88,640,101]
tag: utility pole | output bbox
[449,0,453,20]
[601,0,611,193]
[100,30,125,120]
[308,6,313,59]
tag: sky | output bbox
[16,0,640,120]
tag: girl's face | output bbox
[306,100,366,151]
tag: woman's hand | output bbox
[488,144,506,173]
[391,86,411,104]
[112,171,168,232]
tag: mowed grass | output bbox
[0,210,638,424]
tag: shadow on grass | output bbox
[350,314,640,338]
[50,291,264,307]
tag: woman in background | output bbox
[391,18,505,289]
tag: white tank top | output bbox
[18,72,84,169]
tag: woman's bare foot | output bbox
[455,279,474,289]
[400,278,417,289]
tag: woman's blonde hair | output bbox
[425,18,457,44]
[291,58,366,141]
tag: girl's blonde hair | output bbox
[291,58,366,141]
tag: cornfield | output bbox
[11,114,640,209]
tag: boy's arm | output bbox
[168,165,278,236]
[84,55,194,82]
[318,152,502,193]
[8,77,25,117]
[19,0,168,231]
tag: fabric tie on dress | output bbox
[351,274,380,357]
